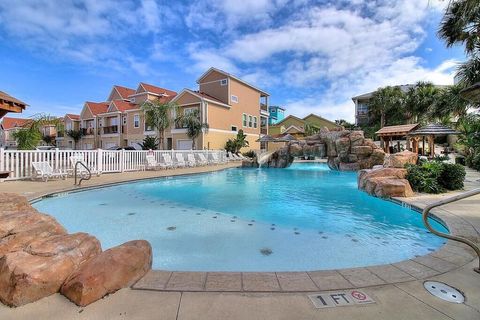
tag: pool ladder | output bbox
[422,188,480,274]
[74,161,92,186]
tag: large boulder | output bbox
[0,233,101,306]
[358,167,413,198]
[0,212,66,241]
[383,150,418,168]
[370,149,386,165]
[374,178,414,198]
[335,137,351,161]
[358,167,408,189]
[349,131,365,147]
[61,240,152,307]
[339,162,360,171]
[351,146,373,158]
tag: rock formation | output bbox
[358,151,418,198]
[61,240,152,307]
[0,193,152,307]
[261,128,386,170]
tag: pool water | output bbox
[33,163,447,272]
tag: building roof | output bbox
[0,117,30,130]
[139,83,177,97]
[0,91,28,119]
[269,105,286,111]
[113,85,136,100]
[376,123,419,136]
[0,91,27,106]
[196,67,269,96]
[460,82,480,103]
[172,89,230,108]
[85,102,109,115]
[408,123,460,136]
[65,114,80,121]
[111,100,138,112]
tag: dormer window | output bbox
[220,79,228,86]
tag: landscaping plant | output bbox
[406,161,466,194]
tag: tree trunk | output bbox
[380,112,386,128]
[158,130,163,150]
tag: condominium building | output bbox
[268,106,285,125]
[170,67,270,150]
[56,114,81,149]
[0,117,30,148]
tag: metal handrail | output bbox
[74,161,92,186]
[422,188,480,274]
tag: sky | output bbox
[0,0,466,122]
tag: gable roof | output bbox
[196,67,269,96]
[302,113,339,127]
[172,89,230,108]
[272,115,305,127]
[138,83,177,97]
[376,124,419,136]
[85,101,109,116]
[65,114,80,121]
[1,117,30,130]
[0,91,28,107]
[114,85,135,100]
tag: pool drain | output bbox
[423,281,464,304]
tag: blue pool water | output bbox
[33,163,447,271]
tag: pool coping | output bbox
[26,167,480,293]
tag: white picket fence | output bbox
[0,148,227,181]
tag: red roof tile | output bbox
[86,102,109,115]
[1,117,30,130]
[112,100,138,112]
[65,114,80,120]
[140,83,177,97]
[113,85,135,100]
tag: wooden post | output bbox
[430,135,435,157]
[406,137,411,151]
[422,136,425,156]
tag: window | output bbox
[220,79,228,86]
[231,125,237,132]
[66,123,72,131]
[242,114,247,127]
[111,118,118,126]
[184,108,196,116]
[231,95,238,103]
[248,115,253,128]
[134,114,140,128]
[357,103,368,114]
[253,116,258,129]
[98,119,103,127]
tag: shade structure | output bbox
[256,135,277,142]
[408,123,459,136]
[275,134,297,142]
[408,123,459,157]
[0,91,28,119]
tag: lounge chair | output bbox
[228,152,241,161]
[208,153,222,165]
[196,153,208,166]
[186,154,197,167]
[31,162,67,182]
[175,153,187,168]
[145,154,167,170]
[162,153,176,169]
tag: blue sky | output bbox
[0,0,465,122]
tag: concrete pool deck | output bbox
[0,164,479,319]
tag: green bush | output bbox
[432,155,450,162]
[406,161,466,194]
[242,150,256,158]
[439,163,466,190]
[467,151,480,171]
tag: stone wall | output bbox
[261,128,386,170]
[0,193,152,307]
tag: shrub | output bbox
[406,162,444,194]
[242,150,256,158]
[467,151,480,171]
[439,163,466,190]
[406,161,466,194]
[432,155,450,162]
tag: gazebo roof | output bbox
[256,135,277,142]
[408,123,459,136]
[0,91,28,119]
[376,123,419,137]
[275,134,297,142]
[460,82,480,103]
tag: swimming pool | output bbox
[33,163,447,272]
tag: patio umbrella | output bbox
[408,123,459,157]
[256,134,278,151]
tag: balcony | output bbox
[81,128,95,136]
[260,127,268,135]
[102,125,119,134]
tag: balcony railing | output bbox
[81,128,95,135]
[103,125,119,134]
[260,128,268,135]
[260,103,268,111]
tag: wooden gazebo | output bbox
[408,123,459,157]
[0,91,28,119]
[375,124,419,153]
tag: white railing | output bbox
[0,148,227,181]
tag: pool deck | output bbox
[0,165,479,319]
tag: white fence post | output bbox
[0,148,4,172]
[120,149,125,173]
[55,148,59,170]
[97,149,103,173]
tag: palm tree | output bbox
[175,109,208,150]
[304,122,321,136]
[456,56,480,86]
[367,86,404,128]
[66,129,84,150]
[12,114,59,150]
[456,113,480,157]
[141,99,177,150]
[404,82,440,124]
[430,84,470,121]
[438,0,480,55]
